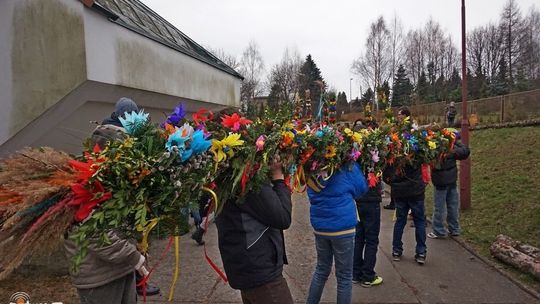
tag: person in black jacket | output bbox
[352,171,384,287]
[352,122,384,287]
[215,155,294,304]
[428,139,470,239]
[383,106,428,265]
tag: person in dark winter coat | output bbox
[383,106,428,265]
[306,162,368,304]
[428,139,470,239]
[215,155,294,304]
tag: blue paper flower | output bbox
[119,110,149,135]
[190,130,212,155]
[166,129,189,152]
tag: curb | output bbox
[448,235,540,300]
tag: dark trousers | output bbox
[78,272,136,304]
[353,202,381,282]
[240,275,293,304]
[392,198,427,255]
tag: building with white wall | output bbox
[0,0,242,155]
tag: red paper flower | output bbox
[68,181,112,222]
[367,172,379,188]
[221,113,252,132]
[192,109,214,125]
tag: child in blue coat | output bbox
[306,162,368,304]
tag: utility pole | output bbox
[460,0,471,209]
[349,78,353,113]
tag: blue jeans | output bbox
[353,203,380,282]
[432,185,460,236]
[306,235,355,304]
[392,198,427,256]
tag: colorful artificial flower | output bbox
[428,141,437,150]
[255,135,266,152]
[166,129,189,152]
[166,104,185,127]
[190,130,212,155]
[350,148,361,161]
[178,123,194,138]
[211,133,244,164]
[281,131,295,147]
[221,113,252,132]
[119,110,149,135]
[192,108,214,125]
[325,145,337,158]
[370,149,380,163]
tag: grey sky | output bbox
[143,0,538,99]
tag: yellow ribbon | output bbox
[201,186,219,213]
[294,166,307,192]
[168,235,180,301]
[136,217,160,254]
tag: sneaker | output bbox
[392,252,402,261]
[191,227,205,245]
[427,232,447,239]
[449,231,460,237]
[383,204,395,210]
[360,276,383,288]
[415,254,426,265]
[352,278,361,284]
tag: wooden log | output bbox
[490,234,540,280]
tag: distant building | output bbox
[0,0,243,155]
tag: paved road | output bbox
[142,193,539,304]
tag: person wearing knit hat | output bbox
[101,97,139,127]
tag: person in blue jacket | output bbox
[306,161,368,304]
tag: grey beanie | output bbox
[114,97,139,117]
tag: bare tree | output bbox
[484,23,505,79]
[351,16,392,109]
[389,14,404,88]
[403,28,426,84]
[500,0,524,85]
[239,40,265,111]
[467,26,487,76]
[205,46,240,71]
[521,6,540,82]
[267,47,303,105]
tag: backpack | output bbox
[89,124,127,150]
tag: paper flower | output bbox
[370,149,380,163]
[178,123,194,138]
[119,110,149,135]
[428,141,437,150]
[192,108,214,125]
[190,130,212,155]
[166,129,189,152]
[325,145,337,158]
[211,133,244,163]
[350,148,361,161]
[166,104,185,127]
[221,113,252,132]
[255,135,266,152]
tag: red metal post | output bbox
[460,0,472,209]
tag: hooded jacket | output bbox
[307,162,368,238]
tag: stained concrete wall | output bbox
[83,8,241,108]
[0,0,87,146]
[0,0,241,155]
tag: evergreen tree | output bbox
[391,65,413,106]
[447,68,462,102]
[337,91,349,115]
[513,67,529,92]
[267,83,281,111]
[297,55,327,116]
[490,57,510,95]
[416,71,429,103]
